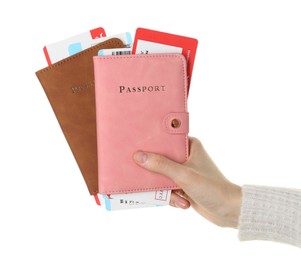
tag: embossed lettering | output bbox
[119,85,166,94]
[71,81,94,94]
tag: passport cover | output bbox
[93,53,189,194]
[35,38,124,196]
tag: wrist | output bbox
[221,183,242,228]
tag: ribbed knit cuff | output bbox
[238,185,301,248]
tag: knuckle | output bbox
[151,155,167,171]
[191,137,203,149]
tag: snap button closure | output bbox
[171,118,181,128]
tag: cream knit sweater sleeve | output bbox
[238,185,301,248]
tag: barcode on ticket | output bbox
[111,50,131,55]
[98,48,132,56]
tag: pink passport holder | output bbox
[93,53,189,194]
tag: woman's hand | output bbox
[133,137,242,228]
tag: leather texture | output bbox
[93,53,189,194]
[35,38,124,195]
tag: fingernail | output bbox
[175,200,188,209]
[134,151,148,164]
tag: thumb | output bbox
[133,151,188,184]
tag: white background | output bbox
[1,0,301,258]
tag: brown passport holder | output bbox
[35,38,124,200]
